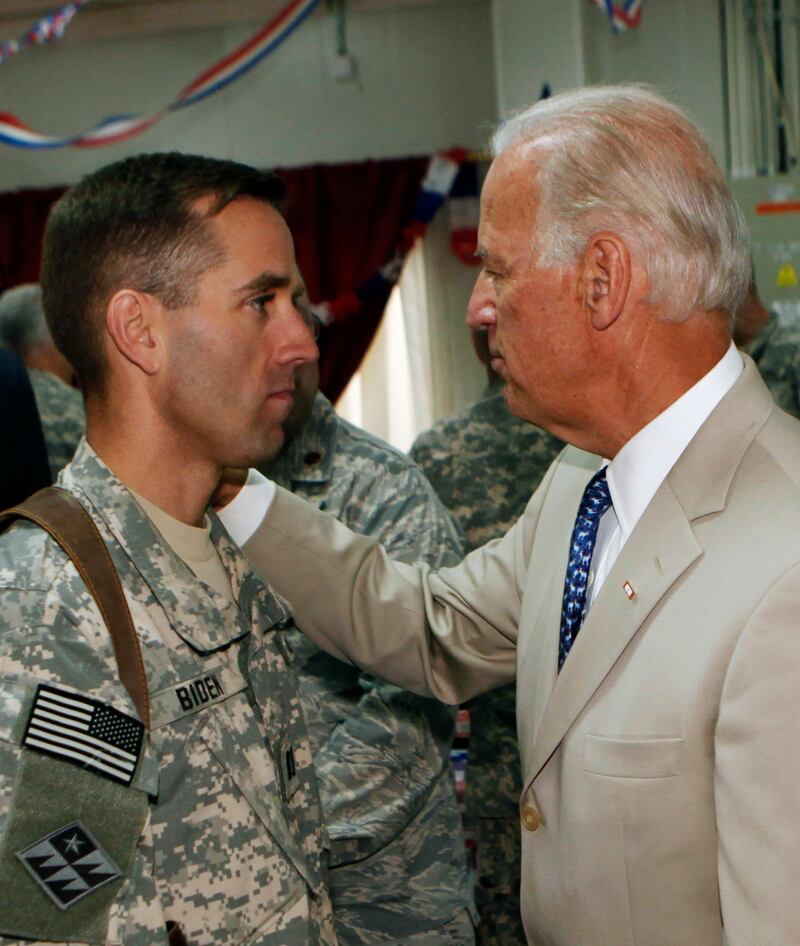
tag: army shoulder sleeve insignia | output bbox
[22,684,144,786]
[16,820,122,910]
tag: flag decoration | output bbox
[0,1,92,65]
[0,0,321,149]
[590,0,642,33]
[22,684,144,785]
[448,161,480,266]
[313,149,472,328]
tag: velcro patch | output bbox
[16,820,122,910]
[22,685,143,786]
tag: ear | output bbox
[105,290,163,376]
[580,233,631,331]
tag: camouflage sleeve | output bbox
[351,465,463,569]
[0,555,165,945]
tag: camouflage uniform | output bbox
[263,393,475,946]
[27,369,85,479]
[0,440,337,946]
[410,380,563,946]
[745,309,800,419]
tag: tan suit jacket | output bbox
[243,358,800,946]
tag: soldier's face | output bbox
[158,197,318,470]
[467,146,590,437]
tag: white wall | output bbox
[0,0,497,188]
[491,0,727,166]
[581,0,727,166]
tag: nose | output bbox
[467,270,497,331]
[275,306,319,367]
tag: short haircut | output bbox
[40,152,286,392]
[492,85,750,321]
[0,283,50,356]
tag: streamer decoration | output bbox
[590,0,642,33]
[0,0,93,65]
[313,149,472,327]
[0,0,321,149]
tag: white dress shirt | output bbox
[588,342,743,605]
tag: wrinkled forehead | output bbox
[480,144,544,237]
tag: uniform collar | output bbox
[62,440,288,653]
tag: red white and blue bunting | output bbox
[313,149,475,327]
[0,1,92,66]
[0,0,321,149]
[590,0,642,33]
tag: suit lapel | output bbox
[527,481,701,782]
[524,355,775,786]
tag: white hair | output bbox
[0,283,50,354]
[492,85,750,321]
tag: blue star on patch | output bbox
[17,820,121,910]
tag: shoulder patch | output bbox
[16,820,122,910]
[22,684,143,786]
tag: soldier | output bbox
[410,329,562,946]
[259,355,476,946]
[0,283,86,477]
[735,276,800,419]
[0,154,336,945]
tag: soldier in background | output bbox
[0,154,336,945]
[0,283,85,477]
[410,328,562,946]
[259,352,476,946]
[735,273,800,418]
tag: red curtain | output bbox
[0,155,429,400]
[278,156,429,401]
[0,187,65,291]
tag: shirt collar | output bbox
[605,342,743,541]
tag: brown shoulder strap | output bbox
[0,487,150,729]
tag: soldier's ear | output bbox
[105,290,163,376]
[580,234,631,331]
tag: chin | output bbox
[223,428,285,471]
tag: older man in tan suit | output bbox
[219,86,800,945]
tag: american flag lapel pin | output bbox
[623,580,635,600]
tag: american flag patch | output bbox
[22,685,144,786]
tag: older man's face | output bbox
[468,146,591,437]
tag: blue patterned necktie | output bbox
[558,468,613,670]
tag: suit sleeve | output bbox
[243,464,554,705]
[714,560,800,943]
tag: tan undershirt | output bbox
[131,489,233,602]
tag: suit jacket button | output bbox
[521,804,541,832]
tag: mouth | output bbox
[265,388,296,418]
[267,386,295,402]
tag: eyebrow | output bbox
[236,271,292,294]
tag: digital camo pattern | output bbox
[745,309,800,419]
[410,380,563,946]
[263,393,475,946]
[27,369,85,479]
[0,440,336,946]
